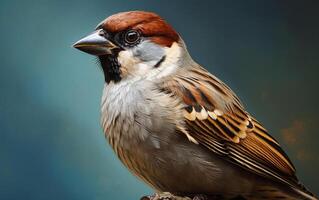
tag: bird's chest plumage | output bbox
[101,78,214,189]
[100,79,196,190]
[101,80,150,150]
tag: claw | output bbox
[192,194,209,200]
[140,193,191,200]
[140,195,154,200]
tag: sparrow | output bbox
[73,11,317,200]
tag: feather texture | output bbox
[160,65,304,190]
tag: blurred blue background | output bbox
[1,0,318,199]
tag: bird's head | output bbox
[74,11,188,83]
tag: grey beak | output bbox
[73,29,118,56]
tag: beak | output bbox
[73,29,119,56]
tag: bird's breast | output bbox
[100,80,195,189]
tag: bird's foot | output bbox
[141,193,243,200]
[140,192,192,200]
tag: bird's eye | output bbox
[124,30,140,45]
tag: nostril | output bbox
[98,30,107,37]
[98,31,104,36]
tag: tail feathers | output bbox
[292,185,317,200]
[251,184,318,200]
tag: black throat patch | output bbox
[98,55,122,83]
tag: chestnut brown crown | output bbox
[97,11,180,47]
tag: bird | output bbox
[73,11,317,200]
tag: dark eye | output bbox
[124,30,140,44]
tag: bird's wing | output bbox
[161,66,298,186]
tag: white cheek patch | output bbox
[147,42,182,79]
[118,48,158,78]
[137,63,153,74]
[117,42,183,80]
[165,42,182,64]
[118,50,148,77]
[118,50,139,70]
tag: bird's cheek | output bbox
[117,50,140,77]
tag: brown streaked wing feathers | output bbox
[161,66,298,186]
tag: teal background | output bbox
[1,0,318,199]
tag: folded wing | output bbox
[161,66,298,187]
